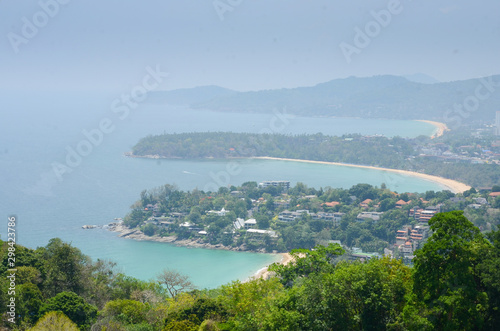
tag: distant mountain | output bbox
[403,73,440,84]
[147,85,236,105]
[150,75,500,124]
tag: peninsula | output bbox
[128,129,500,188]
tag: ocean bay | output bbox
[0,93,444,288]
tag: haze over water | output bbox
[0,92,444,288]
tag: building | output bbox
[246,229,278,237]
[473,197,487,205]
[233,218,245,230]
[323,201,340,208]
[278,210,309,222]
[409,206,440,223]
[394,224,429,256]
[395,199,409,208]
[311,212,345,226]
[359,199,373,208]
[145,203,162,217]
[356,211,383,222]
[258,181,290,190]
[207,208,228,217]
[244,219,257,229]
[488,191,500,198]
[418,210,438,224]
[273,199,290,209]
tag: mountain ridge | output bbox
[148,75,500,123]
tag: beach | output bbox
[251,253,293,280]
[254,157,471,193]
[415,120,449,138]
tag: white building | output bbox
[258,181,290,190]
[208,207,227,217]
[244,218,257,229]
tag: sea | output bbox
[0,91,444,289]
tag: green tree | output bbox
[157,269,195,298]
[256,214,270,229]
[40,291,98,330]
[478,229,500,328]
[101,299,149,325]
[142,223,157,236]
[349,183,378,201]
[379,198,396,212]
[30,311,79,331]
[284,257,411,330]
[124,208,147,228]
[407,211,491,330]
[269,243,344,287]
[40,238,90,297]
[213,197,226,210]
[17,283,43,325]
[218,278,285,330]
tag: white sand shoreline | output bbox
[415,120,449,139]
[253,157,471,193]
[251,253,293,281]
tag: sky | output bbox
[1,0,499,92]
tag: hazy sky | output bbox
[1,0,499,92]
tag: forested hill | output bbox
[148,75,500,122]
[130,132,500,188]
[6,212,500,329]
[131,132,412,168]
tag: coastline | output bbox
[110,223,254,251]
[109,223,287,282]
[415,120,449,139]
[251,252,293,280]
[253,156,471,193]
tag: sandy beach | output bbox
[416,120,449,138]
[254,156,470,193]
[251,252,293,281]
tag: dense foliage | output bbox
[131,131,500,187]
[0,238,165,330]
[122,182,499,255]
[3,211,500,330]
[132,132,412,169]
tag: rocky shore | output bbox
[108,222,295,282]
[108,222,269,253]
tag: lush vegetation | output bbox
[121,182,499,255]
[131,130,500,187]
[2,211,500,330]
[132,132,412,169]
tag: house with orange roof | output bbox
[359,199,373,208]
[395,199,409,208]
[323,201,340,208]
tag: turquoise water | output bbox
[0,92,442,288]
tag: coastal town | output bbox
[108,179,500,263]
